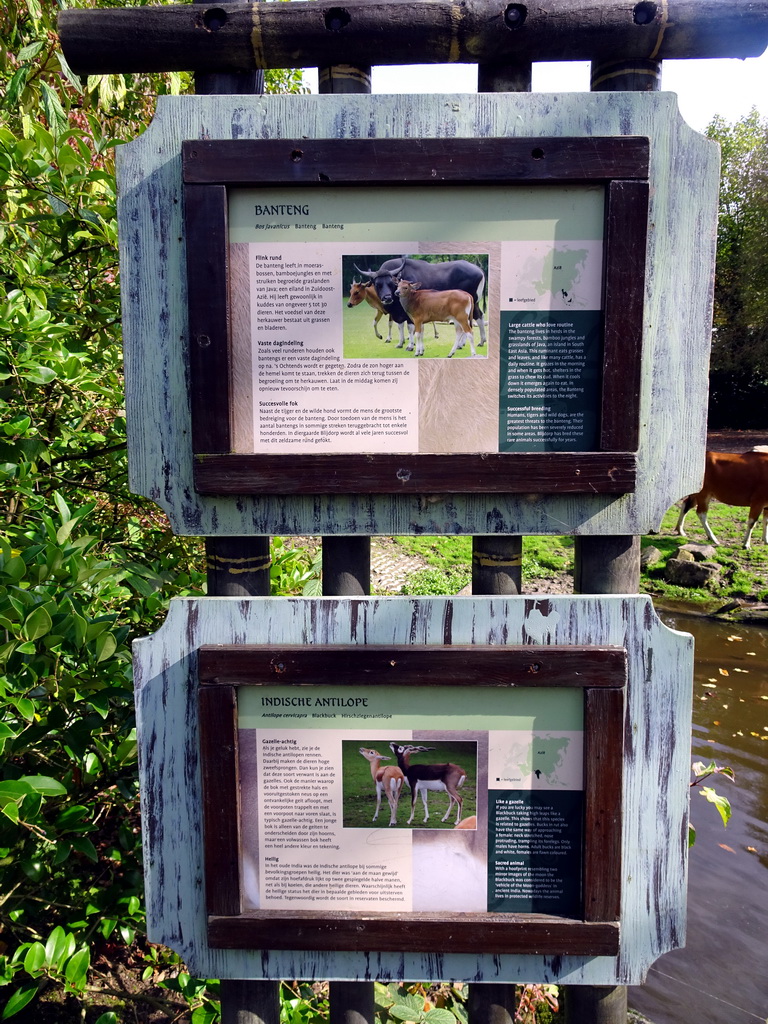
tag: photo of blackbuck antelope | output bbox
[389,742,467,825]
[358,746,405,826]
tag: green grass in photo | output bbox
[342,303,485,360]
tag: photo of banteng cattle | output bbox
[342,253,490,360]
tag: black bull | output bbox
[354,257,488,344]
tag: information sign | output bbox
[197,644,624,955]
[185,136,648,496]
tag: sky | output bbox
[303,50,768,133]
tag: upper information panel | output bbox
[117,92,718,536]
[229,185,604,456]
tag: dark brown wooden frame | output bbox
[197,644,626,955]
[183,136,649,496]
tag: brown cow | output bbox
[675,449,768,548]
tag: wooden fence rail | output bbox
[59,0,768,75]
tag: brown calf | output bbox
[394,279,475,358]
[675,449,768,548]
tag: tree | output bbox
[706,110,768,427]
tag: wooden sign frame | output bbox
[183,136,649,496]
[197,643,626,955]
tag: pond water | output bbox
[628,608,768,1024]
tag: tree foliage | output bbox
[0,2,303,1018]
[706,110,768,427]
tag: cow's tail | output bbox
[474,268,487,320]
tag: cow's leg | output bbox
[762,508,768,544]
[395,322,406,348]
[675,496,694,537]
[414,329,425,356]
[432,322,439,339]
[406,323,417,353]
[386,316,393,343]
[473,301,487,347]
[447,323,464,358]
[373,311,383,340]
[696,502,720,546]
[745,503,763,548]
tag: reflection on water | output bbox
[628,610,768,1024]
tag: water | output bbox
[628,609,768,1024]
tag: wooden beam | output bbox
[58,0,768,76]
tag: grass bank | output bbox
[391,502,768,611]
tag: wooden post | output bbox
[562,40,652,1020]
[468,983,517,1024]
[206,537,271,597]
[193,6,280,1022]
[220,980,281,1024]
[472,536,523,595]
[564,985,629,1024]
[329,981,376,1024]
[472,39,529,1013]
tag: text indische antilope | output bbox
[389,742,467,825]
[358,747,405,826]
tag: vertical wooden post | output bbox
[322,537,371,596]
[467,981,518,1024]
[206,537,271,597]
[220,980,281,1024]
[329,981,376,1024]
[324,542,372,1024]
[472,536,523,595]
[192,5,279,1021]
[472,35,531,1022]
[564,985,629,1023]
[560,42,655,1022]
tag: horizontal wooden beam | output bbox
[193,452,637,495]
[207,912,620,955]
[58,0,768,76]
[197,644,629,687]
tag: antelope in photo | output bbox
[389,742,467,825]
[358,746,405,826]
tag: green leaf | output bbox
[22,944,45,977]
[64,948,90,991]
[1,984,38,1019]
[390,1004,423,1022]
[43,928,68,971]
[424,1009,458,1024]
[700,786,732,827]
[70,836,98,862]
[95,632,117,663]
[21,605,51,641]
[17,776,66,796]
[94,1014,119,1024]
[40,82,67,137]
[18,41,45,61]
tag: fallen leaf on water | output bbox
[733,668,749,673]
[708,677,718,682]
[747,651,757,656]
[718,844,737,853]
[727,635,743,642]
[713,720,720,725]
[736,730,744,736]
[747,847,757,853]
[706,738,715,743]
[722,704,729,709]
[703,683,717,688]
[719,668,730,676]
[761,696,768,700]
